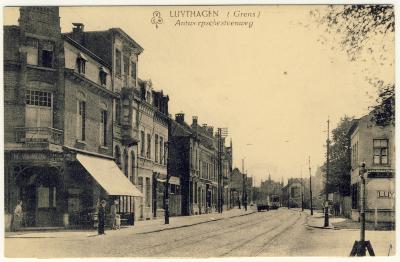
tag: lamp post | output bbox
[324,118,330,227]
[350,162,375,256]
[164,141,170,225]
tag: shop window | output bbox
[373,139,389,165]
[115,49,122,78]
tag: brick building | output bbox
[348,110,395,223]
[4,7,143,230]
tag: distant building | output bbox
[281,178,310,208]
[348,111,395,223]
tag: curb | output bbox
[5,211,256,238]
[305,214,335,230]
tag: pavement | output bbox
[5,207,255,239]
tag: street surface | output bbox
[4,208,395,258]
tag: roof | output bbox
[63,35,111,68]
[110,28,144,53]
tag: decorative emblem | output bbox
[151,11,163,29]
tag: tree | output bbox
[312,5,395,126]
[321,116,354,196]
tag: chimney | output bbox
[208,126,214,136]
[175,113,185,124]
[72,23,85,44]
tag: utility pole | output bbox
[301,168,304,211]
[324,118,330,227]
[309,156,313,216]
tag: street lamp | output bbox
[350,162,375,256]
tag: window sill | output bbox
[99,145,109,150]
[27,64,56,71]
[76,139,87,145]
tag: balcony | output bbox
[15,127,63,145]
[121,125,139,146]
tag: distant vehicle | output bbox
[270,195,280,210]
[256,195,270,212]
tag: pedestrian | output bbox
[98,200,107,235]
[12,200,23,232]
[110,200,118,230]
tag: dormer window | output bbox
[99,66,107,86]
[76,53,87,74]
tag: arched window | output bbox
[130,151,136,184]
[123,149,128,177]
[114,145,121,168]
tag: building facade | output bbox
[4,7,142,230]
[348,111,395,223]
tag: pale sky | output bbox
[4,6,394,186]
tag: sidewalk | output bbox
[301,210,345,229]
[5,207,255,239]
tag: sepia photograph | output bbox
[1,1,397,259]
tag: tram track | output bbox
[141,211,283,256]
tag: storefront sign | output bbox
[377,190,395,199]
[11,152,64,162]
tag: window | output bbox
[41,41,54,68]
[115,49,122,78]
[138,177,144,193]
[26,90,52,107]
[26,38,38,65]
[124,149,129,177]
[37,186,56,208]
[160,137,164,165]
[146,177,151,207]
[76,56,86,74]
[146,134,151,159]
[164,142,168,165]
[140,131,145,157]
[100,110,107,146]
[123,55,129,77]
[131,62,137,80]
[373,139,388,165]
[114,146,121,168]
[77,101,86,141]
[130,152,136,184]
[115,99,122,125]
[99,67,107,86]
[155,135,159,163]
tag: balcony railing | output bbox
[15,127,63,145]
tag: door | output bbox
[21,185,36,227]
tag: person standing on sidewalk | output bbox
[12,200,23,231]
[98,200,107,235]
